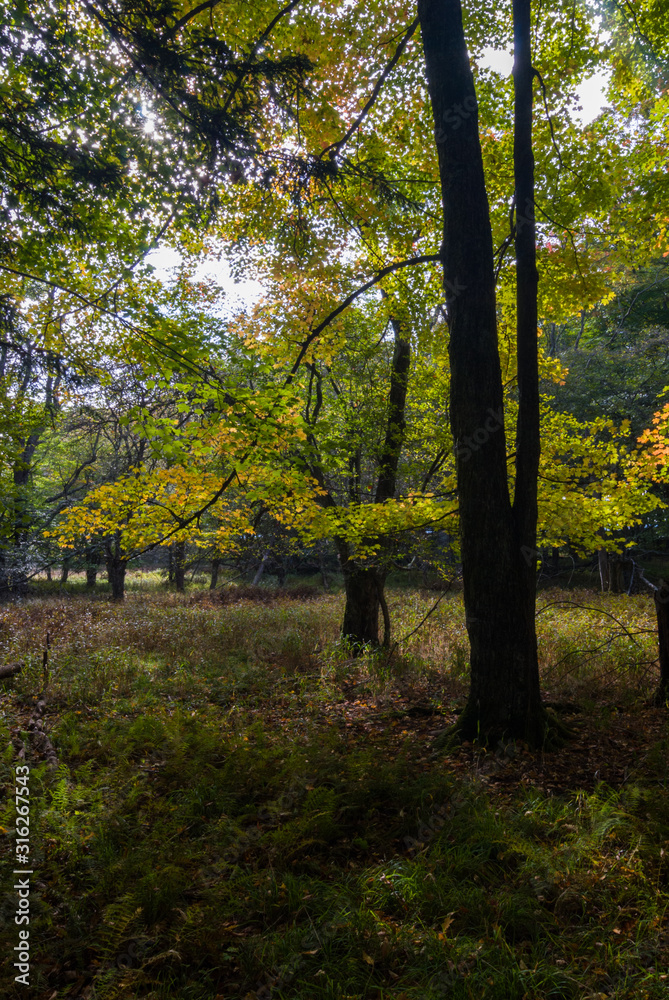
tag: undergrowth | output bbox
[0,584,667,998]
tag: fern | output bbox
[96,895,142,961]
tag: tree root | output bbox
[431,704,574,755]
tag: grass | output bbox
[0,577,668,999]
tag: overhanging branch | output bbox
[287,253,440,379]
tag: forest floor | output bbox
[0,578,668,999]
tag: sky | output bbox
[480,46,610,126]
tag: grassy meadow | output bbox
[1,573,668,999]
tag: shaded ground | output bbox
[0,586,668,999]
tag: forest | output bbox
[1,0,669,997]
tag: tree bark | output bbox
[105,535,127,601]
[654,582,669,706]
[174,540,186,593]
[210,557,221,589]
[85,545,100,590]
[375,319,411,505]
[340,553,387,651]
[60,556,70,585]
[418,0,549,745]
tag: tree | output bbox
[5,0,667,723]
[416,0,550,744]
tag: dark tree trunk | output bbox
[210,557,221,589]
[174,540,186,593]
[375,319,410,505]
[337,315,410,651]
[105,536,127,601]
[599,549,625,593]
[654,582,669,706]
[611,556,623,594]
[60,557,70,585]
[85,546,100,590]
[340,554,387,652]
[419,0,549,745]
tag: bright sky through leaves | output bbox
[479,46,609,125]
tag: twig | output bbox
[381,578,456,666]
[535,600,647,644]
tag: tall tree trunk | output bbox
[210,557,221,590]
[418,0,549,745]
[375,319,410,505]
[654,582,669,706]
[174,540,186,593]
[338,316,410,651]
[611,555,623,594]
[105,535,127,601]
[6,433,41,599]
[60,556,70,585]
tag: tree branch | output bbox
[169,0,225,35]
[320,16,420,159]
[286,254,440,379]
